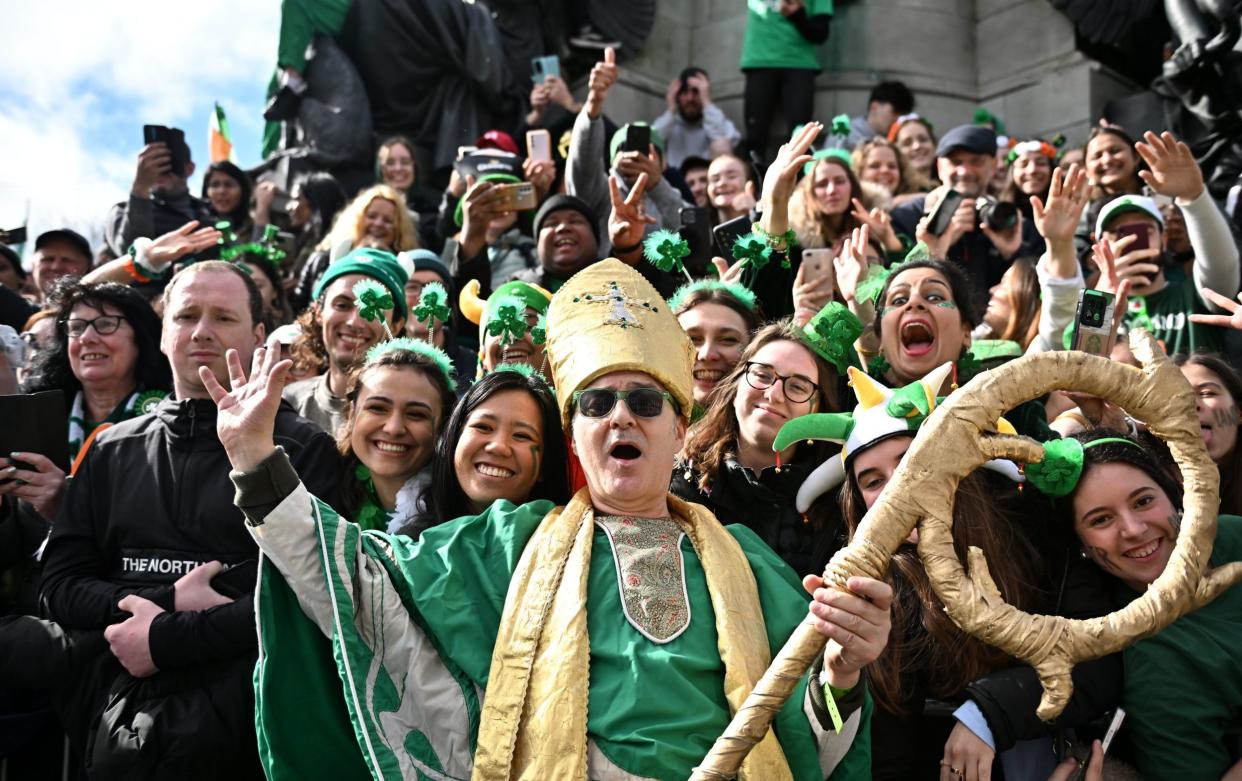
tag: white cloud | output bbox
[0,0,280,262]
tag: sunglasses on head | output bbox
[572,387,676,419]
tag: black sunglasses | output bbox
[572,387,676,419]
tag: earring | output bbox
[1079,549,1090,559]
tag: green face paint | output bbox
[935,301,958,309]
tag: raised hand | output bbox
[834,224,871,305]
[1098,232,1161,293]
[200,346,291,473]
[761,122,822,240]
[608,172,656,254]
[585,47,617,120]
[1136,130,1205,202]
[147,221,222,272]
[132,142,171,197]
[523,157,556,202]
[1031,163,1089,247]
[711,255,747,285]
[1191,288,1242,328]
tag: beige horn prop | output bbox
[691,330,1242,780]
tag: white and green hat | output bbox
[774,363,1022,512]
[1095,194,1164,239]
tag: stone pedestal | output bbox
[595,0,1143,152]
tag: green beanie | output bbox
[312,247,409,320]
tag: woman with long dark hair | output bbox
[201,161,254,238]
[407,367,569,538]
[23,279,171,461]
[1176,352,1242,516]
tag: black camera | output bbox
[975,196,1018,231]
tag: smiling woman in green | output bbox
[205,259,889,780]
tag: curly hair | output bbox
[22,279,171,402]
[318,184,420,253]
[679,320,842,492]
[789,157,864,249]
[289,304,329,377]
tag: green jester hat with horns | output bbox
[773,363,1023,513]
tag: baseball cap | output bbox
[476,130,520,156]
[0,245,24,279]
[1095,195,1165,238]
[35,228,92,262]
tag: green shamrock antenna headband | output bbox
[642,229,694,283]
[486,295,529,347]
[353,278,396,340]
[412,282,452,341]
[666,280,758,314]
[365,337,458,392]
[1024,436,1144,498]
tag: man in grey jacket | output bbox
[652,67,742,169]
[567,47,688,253]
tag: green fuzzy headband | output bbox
[667,279,758,313]
[1025,436,1142,497]
[364,337,458,392]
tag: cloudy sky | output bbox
[0,1,281,264]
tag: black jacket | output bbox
[37,396,340,777]
[671,449,845,579]
[104,192,215,260]
[890,195,1044,312]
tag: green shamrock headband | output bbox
[218,222,288,269]
[364,336,458,392]
[667,279,758,313]
[412,281,452,341]
[486,295,530,347]
[1024,436,1143,497]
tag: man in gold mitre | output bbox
[208,259,888,780]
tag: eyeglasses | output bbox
[63,315,127,338]
[743,362,818,403]
[572,387,676,419]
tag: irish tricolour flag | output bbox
[209,102,237,163]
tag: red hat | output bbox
[476,130,520,156]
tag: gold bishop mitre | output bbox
[546,259,694,428]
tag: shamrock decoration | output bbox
[413,282,451,329]
[732,232,773,272]
[866,353,892,378]
[642,229,693,282]
[486,295,529,346]
[529,313,548,346]
[802,302,862,374]
[830,114,851,139]
[1025,437,1086,498]
[954,349,983,385]
[353,278,395,339]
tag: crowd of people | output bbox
[1,14,1242,780]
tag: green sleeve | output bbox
[276,0,352,70]
[401,499,555,686]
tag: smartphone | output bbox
[0,226,26,245]
[1114,223,1150,252]
[621,124,651,156]
[531,55,560,83]
[927,189,966,237]
[142,124,187,177]
[1071,288,1118,357]
[526,129,552,163]
[712,215,754,264]
[496,182,538,211]
[679,207,713,274]
[800,248,836,300]
[1069,708,1124,781]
